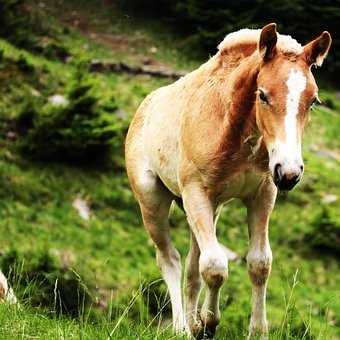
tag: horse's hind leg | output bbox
[132,169,186,333]
[185,231,202,336]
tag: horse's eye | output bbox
[311,95,321,107]
[259,90,269,104]
[311,97,318,107]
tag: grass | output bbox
[0,1,339,339]
[0,272,336,339]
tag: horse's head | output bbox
[255,23,332,191]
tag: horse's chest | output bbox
[215,169,265,203]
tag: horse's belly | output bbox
[157,160,181,196]
[149,141,181,196]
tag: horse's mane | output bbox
[217,28,303,56]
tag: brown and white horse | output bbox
[125,23,331,339]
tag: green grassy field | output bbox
[0,1,339,339]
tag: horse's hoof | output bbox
[191,319,217,339]
[190,320,204,339]
[201,328,215,339]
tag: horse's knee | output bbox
[199,247,228,288]
[247,248,272,286]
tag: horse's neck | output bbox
[209,54,269,177]
[223,55,259,150]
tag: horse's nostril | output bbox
[274,163,281,172]
[274,163,282,182]
[300,165,304,172]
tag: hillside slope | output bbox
[0,1,339,339]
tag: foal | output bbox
[125,23,331,338]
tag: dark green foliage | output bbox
[304,207,340,255]
[0,0,36,48]
[16,54,35,73]
[15,98,38,135]
[0,0,63,59]
[0,249,91,317]
[120,0,340,79]
[33,39,70,62]
[19,72,125,164]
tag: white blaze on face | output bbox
[284,69,306,153]
[269,68,306,175]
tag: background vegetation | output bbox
[0,0,339,339]
[120,0,340,82]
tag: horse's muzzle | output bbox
[273,163,303,191]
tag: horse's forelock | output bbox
[218,29,303,56]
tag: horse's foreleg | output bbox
[245,180,277,339]
[182,184,228,339]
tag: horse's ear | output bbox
[259,23,277,61]
[303,31,332,67]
